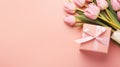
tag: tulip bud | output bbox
[111,30,120,44]
[96,0,108,10]
[117,11,120,21]
[84,3,100,20]
[64,15,76,27]
[64,0,76,14]
[111,0,120,11]
[86,0,93,2]
[73,0,85,7]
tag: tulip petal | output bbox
[84,3,100,20]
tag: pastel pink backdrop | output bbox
[0,0,120,67]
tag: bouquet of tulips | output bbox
[64,0,120,46]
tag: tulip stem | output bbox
[98,16,120,30]
[105,9,120,26]
[100,13,110,21]
[76,15,115,32]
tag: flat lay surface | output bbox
[0,0,120,67]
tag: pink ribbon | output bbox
[75,26,108,50]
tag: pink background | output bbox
[0,0,120,67]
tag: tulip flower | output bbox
[117,11,120,21]
[64,0,76,14]
[86,0,93,2]
[73,0,85,7]
[64,15,76,26]
[84,3,100,20]
[96,0,108,10]
[111,0,120,11]
[111,30,120,44]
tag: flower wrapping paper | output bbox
[75,24,111,54]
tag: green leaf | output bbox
[106,0,120,26]
[107,0,117,19]
[76,15,115,31]
[76,15,107,26]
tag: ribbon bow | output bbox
[75,26,108,50]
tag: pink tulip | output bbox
[96,0,108,10]
[64,1,76,14]
[86,0,93,2]
[111,0,120,11]
[73,0,85,7]
[64,15,76,26]
[84,3,100,20]
[117,11,120,21]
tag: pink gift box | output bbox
[75,24,111,54]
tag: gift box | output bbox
[75,24,111,54]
